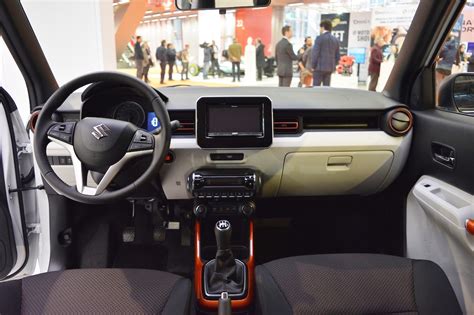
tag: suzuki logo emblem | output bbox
[91,124,110,140]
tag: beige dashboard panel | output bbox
[278,151,394,196]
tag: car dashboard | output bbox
[48,85,413,200]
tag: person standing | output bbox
[312,20,340,87]
[256,38,265,81]
[155,40,167,84]
[228,38,243,82]
[297,37,312,87]
[368,37,385,92]
[200,42,212,80]
[455,43,467,72]
[210,40,221,77]
[142,41,153,83]
[166,43,177,81]
[300,38,313,87]
[275,25,298,87]
[436,36,457,88]
[180,44,190,81]
[134,36,144,79]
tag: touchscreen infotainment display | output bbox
[207,104,263,137]
[196,96,272,148]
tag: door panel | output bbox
[407,176,474,313]
[409,109,474,194]
[0,89,32,279]
[0,159,17,279]
[407,109,474,314]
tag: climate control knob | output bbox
[194,203,208,218]
[239,201,256,217]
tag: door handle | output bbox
[432,142,456,168]
[434,153,454,163]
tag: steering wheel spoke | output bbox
[49,127,156,196]
[47,122,76,145]
[128,129,156,152]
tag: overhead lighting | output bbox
[145,10,153,13]
[288,2,304,7]
[178,15,188,19]
[152,14,161,17]
[163,12,172,15]
[188,14,198,17]
[113,0,129,5]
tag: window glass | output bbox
[0,36,30,123]
[22,0,420,91]
[436,2,474,113]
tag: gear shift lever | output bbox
[215,220,232,251]
[204,220,245,296]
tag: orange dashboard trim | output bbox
[194,220,255,310]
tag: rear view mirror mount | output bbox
[176,0,271,11]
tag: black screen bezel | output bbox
[196,96,273,148]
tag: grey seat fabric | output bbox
[0,268,191,315]
[255,254,462,315]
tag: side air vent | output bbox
[274,118,300,134]
[383,107,413,137]
[169,111,195,136]
[303,112,380,130]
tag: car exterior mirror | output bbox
[439,73,474,114]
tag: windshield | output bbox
[21,0,422,91]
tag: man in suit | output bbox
[155,40,167,84]
[275,25,298,87]
[256,38,265,81]
[312,20,340,87]
[134,36,144,80]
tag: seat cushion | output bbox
[255,254,462,315]
[0,269,191,315]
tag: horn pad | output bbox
[73,117,138,171]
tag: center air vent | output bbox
[169,111,195,136]
[274,118,300,134]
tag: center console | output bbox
[190,168,259,312]
[192,96,270,312]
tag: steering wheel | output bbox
[33,72,171,204]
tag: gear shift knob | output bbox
[215,220,232,251]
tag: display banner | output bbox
[461,7,474,43]
[371,4,418,28]
[371,4,418,51]
[348,11,372,82]
[321,13,350,56]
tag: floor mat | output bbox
[113,243,168,271]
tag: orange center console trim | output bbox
[194,220,255,310]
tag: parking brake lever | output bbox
[218,292,232,315]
